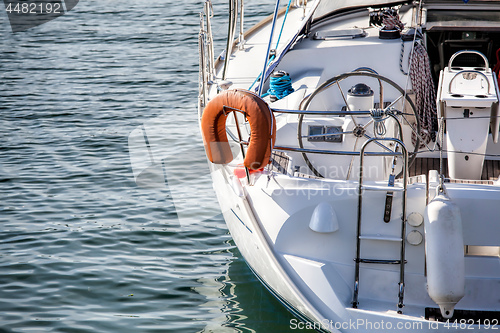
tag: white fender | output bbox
[424,187,465,319]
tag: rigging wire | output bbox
[250,0,294,91]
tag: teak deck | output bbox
[409,158,500,181]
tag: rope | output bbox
[409,42,437,148]
[262,71,294,101]
[400,40,408,75]
[381,9,407,75]
[382,9,404,31]
[370,109,387,136]
[249,67,267,91]
[275,0,293,52]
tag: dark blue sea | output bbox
[0,1,312,332]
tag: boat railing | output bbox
[272,108,387,116]
[226,108,405,164]
[273,145,403,157]
[227,130,403,158]
[223,0,239,80]
[198,14,208,110]
[238,0,245,50]
[276,108,405,154]
[198,0,215,111]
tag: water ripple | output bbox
[0,0,302,332]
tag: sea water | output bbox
[0,0,313,332]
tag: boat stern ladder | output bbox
[352,137,409,314]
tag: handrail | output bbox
[199,13,208,110]
[274,145,402,157]
[199,0,215,111]
[447,70,491,95]
[205,0,215,81]
[225,131,403,158]
[238,0,245,49]
[448,50,489,72]
[273,108,379,116]
[226,108,405,160]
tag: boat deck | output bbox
[409,158,500,181]
[270,153,500,183]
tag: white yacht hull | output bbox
[210,162,500,332]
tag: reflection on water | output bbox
[0,0,316,331]
[196,244,316,333]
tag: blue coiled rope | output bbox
[262,71,294,101]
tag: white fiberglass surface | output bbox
[314,0,500,21]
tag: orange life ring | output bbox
[201,89,276,170]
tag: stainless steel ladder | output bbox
[351,136,409,314]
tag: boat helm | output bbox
[347,83,374,111]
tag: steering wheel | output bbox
[297,71,420,178]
